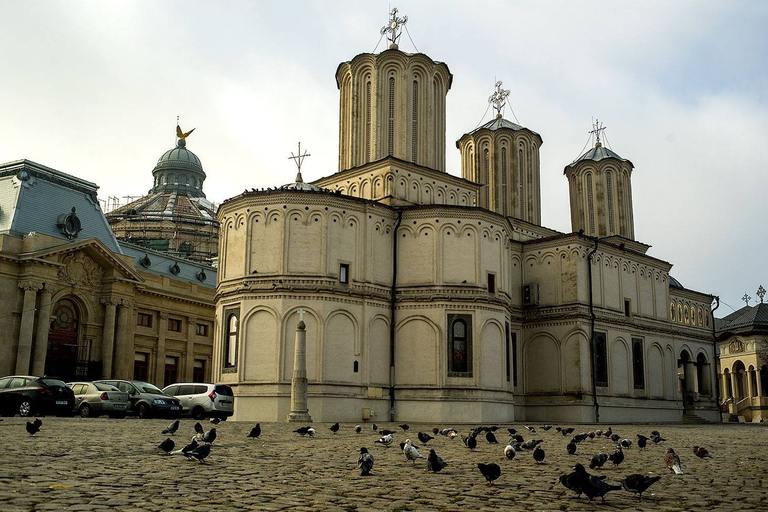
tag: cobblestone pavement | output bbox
[0,417,767,511]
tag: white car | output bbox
[67,381,131,418]
[162,383,234,420]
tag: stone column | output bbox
[31,287,52,376]
[747,369,754,404]
[15,281,40,375]
[721,373,730,399]
[154,312,168,385]
[730,372,738,401]
[101,299,118,378]
[186,317,197,381]
[684,361,697,394]
[287,313,312,422]
[756,369,763,399]
[113,300,132,379]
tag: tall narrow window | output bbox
[484,148,490,208]
[511,332,518,387]
[501,147,508,216]
[487,273,496,295]
[339,263,350,284]
[447,314,472,376]
[388,76,395,156]
[224,312,239,369]
[133,353,148,381]
[365,80,372,161]
[518,148,524,217]
[606,171,614,233]
[632,338,645,390]
[193,359,206,382]
[164,356,178,388]
[587,173,595,234]
[594,332,608,387]
[411,80,418,163]
[505,322,510,382]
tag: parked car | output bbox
[162,383,234,420]
[66,381,131,418]
[94,379,181,419]
[0,375,75,417]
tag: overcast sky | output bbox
[1,0,766,317]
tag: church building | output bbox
[214,11,719,423]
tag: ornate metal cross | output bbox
[589,119,606,146]
[488,81,510,118]
[380,7,408,47]
[742,292,752,306]
[757,285,766,303]
[288,142,311,183]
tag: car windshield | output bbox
[139,383,165,394]
[94,382,119,392]
[40,378,67,387]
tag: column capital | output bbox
[159,311,170,320]
[19,280,42,292]
[101,297,120,307]
[120,299,135,310]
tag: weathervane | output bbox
[288,142,311,183]
[742,292,752,306]
[175,116,195,148]
[589,119,606,147]
[380,7,408,48]
[757,285,766,304]
[488,81,510,119]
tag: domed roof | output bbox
[154,139,203,175]
[567,142,630,168]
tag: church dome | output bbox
[150,139,207,199]
[155,139,203,171]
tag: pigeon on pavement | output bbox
[636,434,648,450]
[590,453,609,469]
[194,422,204,435]
[504,444,516,459]
[621,474,661,500]
[247,423,261,439]
[566,441,577,455]
[665,448,683,474]
[357,447,374,476]
[188,443,211,464]
[427,449,447,472]
[477,463,501,486]
[533,445,545,464]
[693,445,712,458]
[355,425,362,434]
[157,438,175,455]
[162,420,180,435]
[485,431,499,444]
[26,420,41,436]
[572,463,621,502]
[609,446,624,467]
[418,431,434,444]
[403,439,422,464]
[374,434,394,447]
[329,422,340,434]
[399,424,410,432]
[202,428,217,444]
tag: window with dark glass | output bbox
[511,332,518,387]
[164,356,178,387]
[488,273,496,295]
[133,352,148,381]
[594,332,608,387]
[632,338,645,390]
[448,314,472,376]
[168,318,182,332]
[224,311,239,369]
[193,359,205,382]
[137,313,152,328]
[339,263,350,284]
[505,322,510,382]
[195,323,208,337]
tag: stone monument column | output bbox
[15,281,41,374]
[114,300,132,378]
[101,299,118,378]
[31,287,52,376]
[154,312,168,385]
[287,310,312,422]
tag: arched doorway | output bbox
[45,298,80,381]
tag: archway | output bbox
[732,360,746,401]
[45,298,80,381]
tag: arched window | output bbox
[632,338,644,390]
[224,312,239,369]
[483,148,490,208]
[448,314,472,376]
[606,171,614,233]
[411,79,418,163]
[594,332,608,387]
[388,75,395,156]
[587,173,595,235]
[365,78,372,160]
[501,146,508,216]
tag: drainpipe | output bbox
[587,238,600,423]
[389,209,403,422]
[711,296,722,423]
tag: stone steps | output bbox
[682,413,709,424]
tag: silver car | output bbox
[162,383,234,420]
[67,381,131,418]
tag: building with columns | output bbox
[716,300,768,422]
[0,159,216,386]
[214,13,719,424]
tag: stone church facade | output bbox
[214,33,718,423]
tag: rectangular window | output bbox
[488,273,496,295]
[505,322,510,382]
[193,359,206,382]
[447,314,473,377]
[512,332,518,387]
[339,263,350,284]
[164,356,178,388]
[632,338,645,390]
[594,332,608,387]
[137,313,153,328]
[195,323,208,337]
[133,352,148,381]
[168,318,182,332]
[624,299,632,318]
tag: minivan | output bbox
[162,383,234,419]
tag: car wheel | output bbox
[18,399,33,417]
[137,403,150,419]
[191,406,206,420]
[79,404,93,418]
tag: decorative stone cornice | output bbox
[18,280,42,292]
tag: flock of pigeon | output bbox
[23,416,712,501]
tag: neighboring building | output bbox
[214,16,718,424]
[716,301,768,422]
[0,159,216,386]
[105,134,219,264]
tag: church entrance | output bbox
[45,298,80,381]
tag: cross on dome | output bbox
[488,81,510,119]
[288,142,311,183]
[380,7,408,48]
[589,119,606,148]
[742,292,752,306]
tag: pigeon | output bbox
[462,434,477,451]
[427,449,447,472]
[329,422,340,434]
[572,463,621,502]
[488,426,499,432]
[571,433,588,444]
[202,428,217,444]
[533,445,545,464]
[651,433,666,444]
[247,423,261,439]
[507,428,517,436]
[446,430,459,439]
[306,427,316,437]
[172,438,199,459]
[485,431,499,444]
[432,427,440,435]
[375,434,394,447]
[603,427,613,438]
[162,420,180,435]
[399,424,410,432]
[620,438,632,448]
[355,425,362,434]
[357,447,374,476]
[188,443,211,464]
[636,434,648,450]
[520,439,542,450]
[504,444,516,459]
[380,429,396,436]
[650,430,661,437]
[590,453,609,469]
[157,438,175,455]
[210,417,222,425]
[610,433,621,443]
[559,472,582,497]
[621,474,662,500]
[587,431,596,439]
[194,422,204,435]
[477,463,501,486]
[665,448,683,474]
[26,421,41,436]
[541,425,552,431]
[293,426,312,436]
[418,432,434,444]
[566,441,577,455]
[693,446,712,458]
[524,425,536,433]
[441,428,458,437]
[608,446,624,467]
[511,434,525,444]
[372,423,378,431]
[402,439,422,464]
[562,427,575,436]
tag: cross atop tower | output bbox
[589,119,606,148]
[742,292,752,306]
[757,285,766,303]
[488,81,510,119]
[380,7,408,49]
[288,142,311,184]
